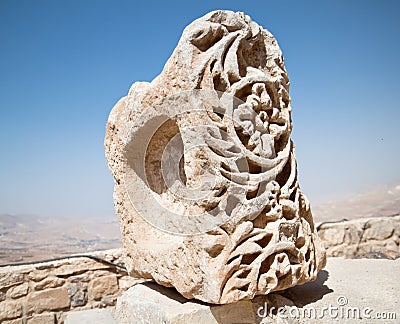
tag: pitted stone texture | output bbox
[27,313,56,324]
[105,10,326,304]
[0,300,23,321]
[27,287,70,313]
[88,275,118,301]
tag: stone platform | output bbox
[111,257,399,323]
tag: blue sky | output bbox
[0,0,399,218]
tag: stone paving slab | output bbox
[65,308,116,324]
[115,258,399,324]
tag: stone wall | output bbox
[0,216,399,323]
[0,249,141,324]
[317,215,400,259]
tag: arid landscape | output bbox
[0,214,121,264]
[312,182,400,223]
[1,183,399,265]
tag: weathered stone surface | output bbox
[363,218,395,240]
[54,262,109,277]
[105,10,325,304]
[0,272,25,289]
[28,270,50,282]
[0,289,6,301]
[34,276,65,290]
[27,313,55,324]
[67,282,88,307]
[116,283,264,324]
[88,275,118,301]
[116,258,399,323]
[118,276,144,291]
[2,320,23,324]
[318,215,400,259]
[69,273,91,283]
[0,300,23,321]
[65,309,116,324]
[7,282,29,298]
[27,287,70,313]
[98,295,117,307]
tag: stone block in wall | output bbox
[99,295,117,307]
[328,243,357,258]
[343,224,362,245]
[363,218,395,241]
[0,272,25,289]
[318,226,345,246]
[54,262,110,277]
[0,300,23,321]
[69,273,91,283]
[7,282,29,298]
[88,274,118,301]
[27,313,56,324]
[27,287,70,314]
[318,215,400,258]
[28,270,51,282]
[92,269,117,278]
[34,276,65,290]
[0,290,6,301]
[67,282,88,307]
[118,276,144,291]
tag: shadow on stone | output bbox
[207,271,332,323]
[115,270,335,323]
[280,270,333,307]
[141,281,189,304]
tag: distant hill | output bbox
[312,183,400,223]
[0,214,122,264]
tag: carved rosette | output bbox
[105,10,326,304]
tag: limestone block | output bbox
[0,290,6,301]
[54,262,109,277]
[363,218,395,241]
[318,226,345,246]
[115,283,294,324]
[28,270,50,282]
[67,282,88,307]
[27,313,56,324]
[69,273,91,283]
[318,216,400,258]
[27,287,70,313]
[0,300,23,321]
[118,276,145,291]
[88,274,118,301]
[0,272,25,289]
[65,309,117,324]
[34,276,65,290]
[98,295,118,307]
[7,282,29,298]
[105,10,326,304]
[2,320,23,324]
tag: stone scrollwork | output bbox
[105,10,326,304]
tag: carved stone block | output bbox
[105,10,326,304]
